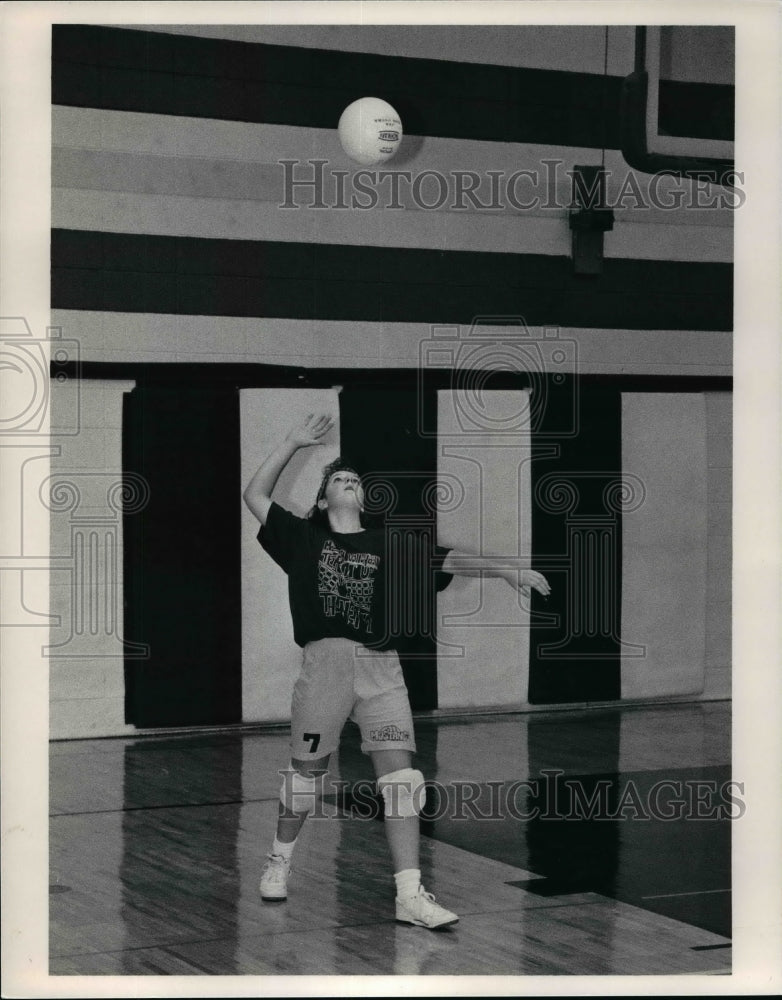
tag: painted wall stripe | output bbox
[50,309,732,375]
[51,188,567,258]
[52,25,626,149]
[240,388,341,723]
[529,382,623,704]
[620,393,709,698]
[134,24,637,76]
[52,184,733,265]
[52,106,737,238]
[437,390,532,710]
[123,382,243,726]
[658,80,733,142]
[51,228,733,332]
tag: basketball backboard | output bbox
[620,26,734,182]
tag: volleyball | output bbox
[337,97,403,167]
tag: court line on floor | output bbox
[48,795,280,817]
[642,889,731,899]
[49,908,504,961]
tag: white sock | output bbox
[394,868,422,900]
[272,835,296,860]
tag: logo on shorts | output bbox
[370,724,410,743]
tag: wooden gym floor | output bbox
[50,701,731,976]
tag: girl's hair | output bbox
[307,457,372,529]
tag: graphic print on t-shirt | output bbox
[317,538,380,634]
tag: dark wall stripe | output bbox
[529,380,622,704]
[52,24,625,148]
[338,387,440,711]
[52,26,734,149]
[658,80,734,142]
[51,229,733,332]
[56,362,734,393]
[123,383,243,727]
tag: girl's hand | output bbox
[285,413,334,448]
[518,570,551,597]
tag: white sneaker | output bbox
[259,853,291,901]
[396,885,459,929]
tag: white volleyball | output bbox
[337,97,403,167]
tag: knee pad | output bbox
[377,768,425,818]
[279,768,323,815]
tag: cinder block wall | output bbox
[49,24,733,736]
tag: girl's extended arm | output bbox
[441,551,551,597]
[243,413,333,525]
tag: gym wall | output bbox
[49,24,732,737]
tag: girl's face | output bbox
[322,470,364,510]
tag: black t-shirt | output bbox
[258,501,453,649]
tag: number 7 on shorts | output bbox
[303,732,320,754]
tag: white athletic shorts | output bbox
[290,637,416,759]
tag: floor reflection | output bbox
[118,735,244,974]
[524,711,621,898]
[329,721,454,974]
[417,708,730,938]
[50,704,731,975]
